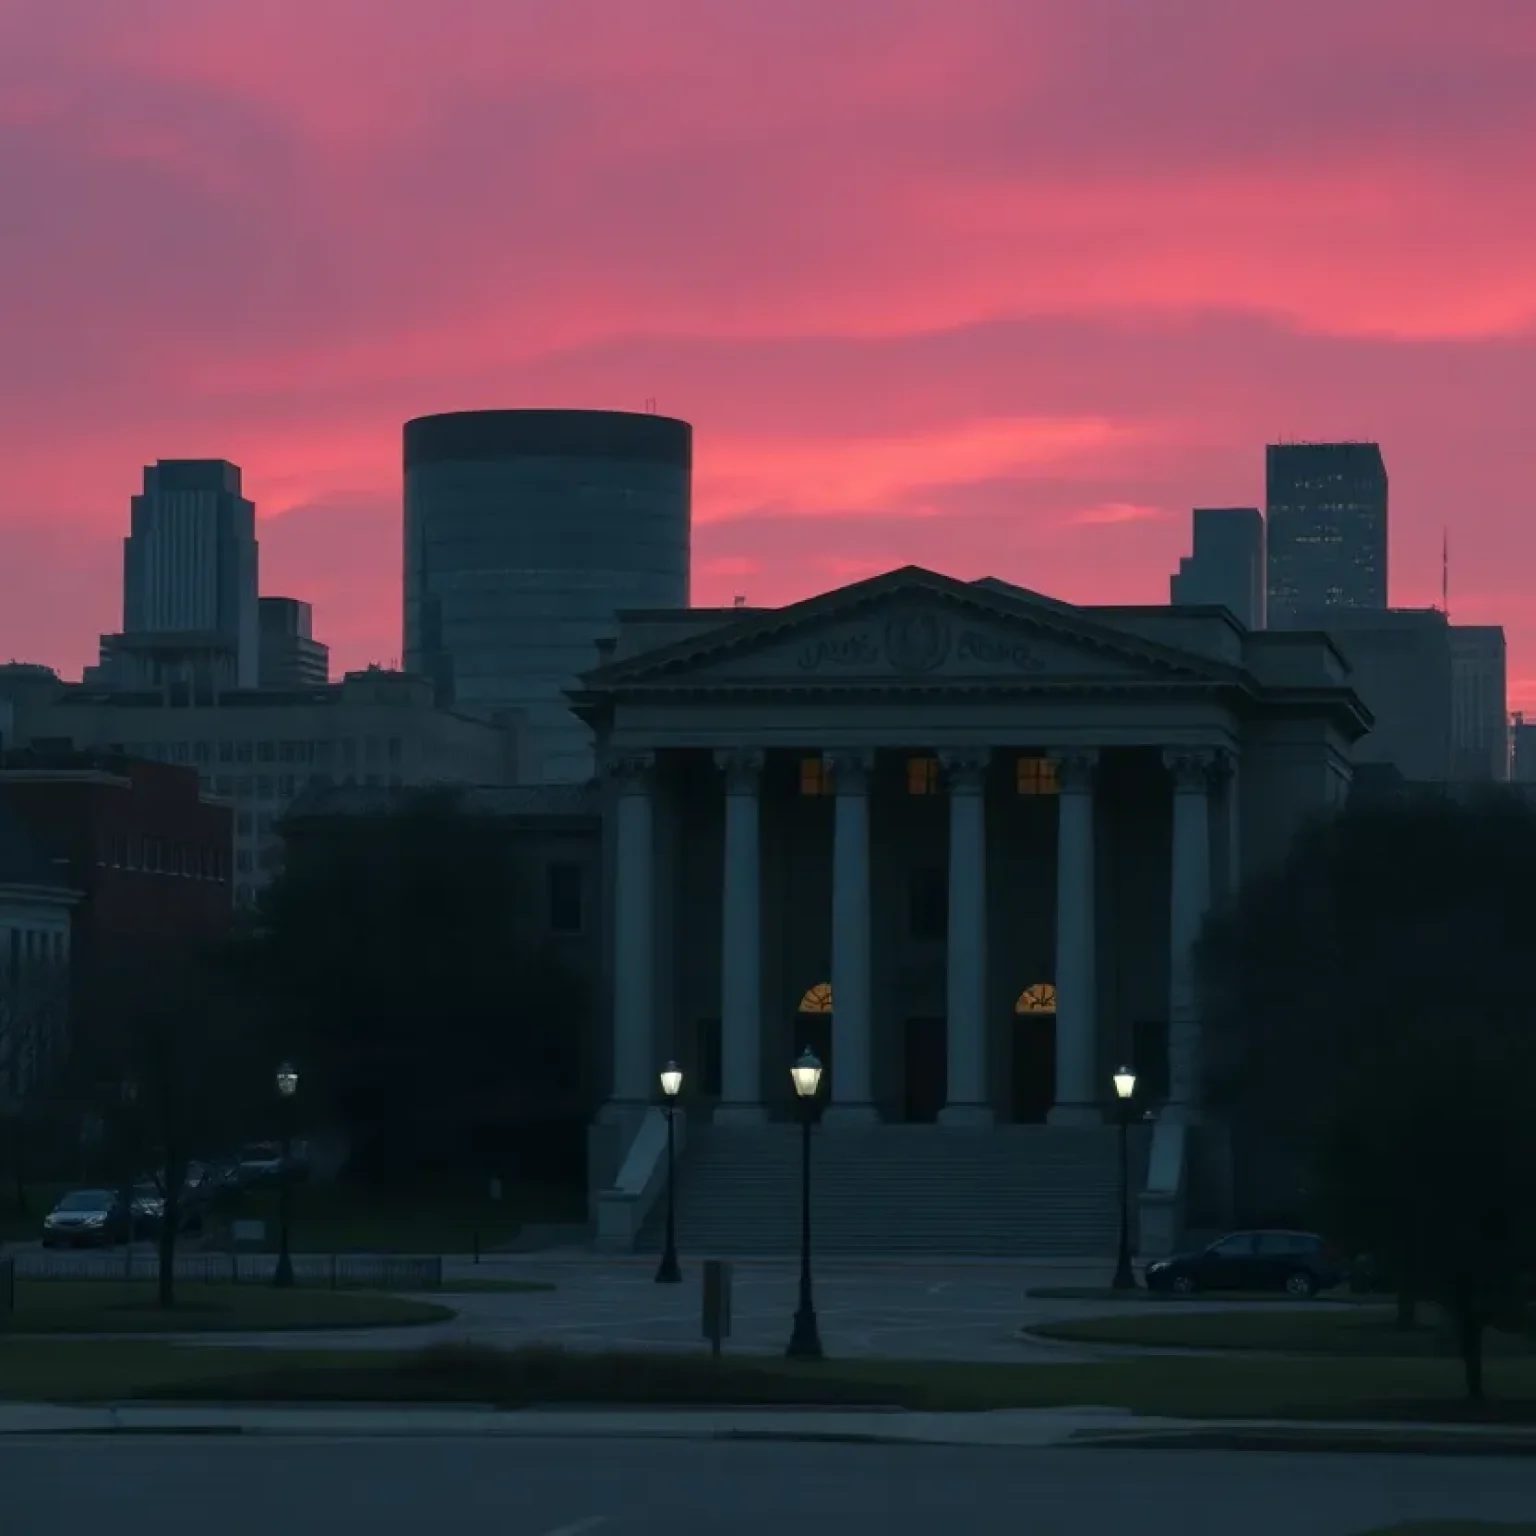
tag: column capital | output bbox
[714,747,766,794]
[1048,747,1098,793]
[939,748,991,794]
[1163,746,1219,793]
[824,748,874,795]
[604,749,656,794]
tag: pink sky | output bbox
[3,0,1535,703]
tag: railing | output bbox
[594,1106,686,1252]
[10,1250,444,1290]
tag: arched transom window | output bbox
[1014,983,1057,1014]
[796,982,833,1014]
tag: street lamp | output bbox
[273,1062,298,1290]
[1111,1065,1137,1291]
[785,1047,824,1360]
[655,1060,683,1285]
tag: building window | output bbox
[548,863,583,934]
[215,777,233,796]
[256,777,274,800]
[218,741,234,763]
[256,813,273,837]
[236,776,253,797]
[257,741,275,763]
[277,775,296,799]
[387,736,402,763]
[798,757,831,796]
[908,867,947,939]
[236,850,253,874]
[906,756,941,795]
[1016,757,1059,796]
[236,812,252,836]
[236,741,253,763]
[171,742,190,764]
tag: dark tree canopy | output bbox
[249,791,585,1177]
[1199,788,1536,1396]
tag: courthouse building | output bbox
[575,566,1369,1139]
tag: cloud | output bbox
[1,1,1536,705]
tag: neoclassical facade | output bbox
[573,567,1368,1132]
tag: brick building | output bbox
[0,748,234,1067]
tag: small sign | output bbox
[230,1219,265,1245]
[702,1259,733,1356]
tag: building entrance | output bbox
[902,1017,946,1122]
[1009,983,1057,1123]
[793,982,833,1121]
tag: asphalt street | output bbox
[1,1436,1531,1535]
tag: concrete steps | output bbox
[636,1123,1144,1257]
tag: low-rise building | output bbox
[0,749,229,1072]
[0,794,78,1106]
[3,669,520,906]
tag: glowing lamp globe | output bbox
[1112,1066,1136,1102]
[790,1048,823,1100]
[659,1061,683,1099]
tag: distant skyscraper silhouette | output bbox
[1264,442,1388,626]
[122,460,260,687]
[1169,508,1265,628]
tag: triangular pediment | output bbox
[584,567,1240,690]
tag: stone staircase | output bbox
[636,1123,1148,1258]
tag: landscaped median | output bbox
[0,1340,1534,1424]
[1026,1305,1536,1359]
[0,1280,454,1334]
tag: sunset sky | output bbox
[3,0,1535,703]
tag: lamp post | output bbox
[1111,1065,1137,1291]
[273,1062,298,1289]
[655,1060,683,1284]
[119,1078,139,1280]
[785,1047,824,1360]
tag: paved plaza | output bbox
[136,1255,1296,1356]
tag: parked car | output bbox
[130,1182,204,1238]
[1143,1229,1346,1298]
[236,1141,309,1186]
[41,1189,131,1249]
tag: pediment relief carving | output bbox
[659,602,1176,683]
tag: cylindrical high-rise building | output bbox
[403,409,691,783]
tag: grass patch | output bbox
[435,1279,556,1295]
[0,1280,452,1334]
[1026,1286,1382,1304]
[1354,1527,1536,1534]
[3,1341,1535,1423]
[1030,1307,1535,1358]
[207,1180,583,1255]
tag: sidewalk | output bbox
[0,1401,1533,1453]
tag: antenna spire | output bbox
[1442,528,1449,618]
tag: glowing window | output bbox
[906,756,941,795]
[797,982,833,1014]
[798,757,832,796]
[1016,757,1059,796]
[1014,983,1058,1014]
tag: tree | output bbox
[1199,787,1536,1400]
[248,790,586,1180]
[87,939,263,1308]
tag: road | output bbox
[0,1435,1530,1535]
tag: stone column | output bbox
[608,751,657,1107]
[825,748,877,1125]
[715,747,766,1124]
[939,749,993,1125]
[1166,748,1216,1121]
[1049,749,1100,1125]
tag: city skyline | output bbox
[2,2,1534,702]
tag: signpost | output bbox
[702,1259,733,1358]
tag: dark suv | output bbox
[1144,1229,1346,1297]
